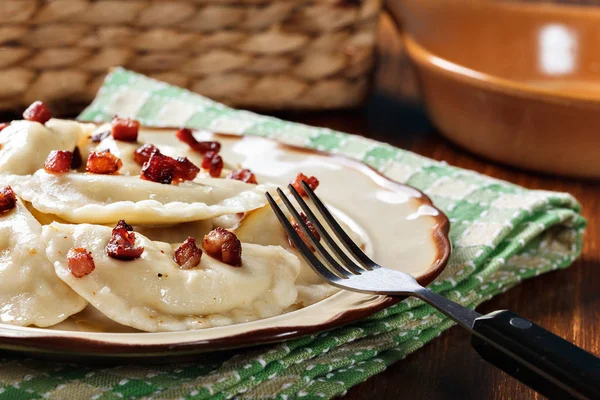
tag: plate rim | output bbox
[0,125,451,360]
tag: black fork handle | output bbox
[471,310,600,400]
[414,289,600,399]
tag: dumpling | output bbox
[234,198,367,307]
[42,222,301,331]
[0,119,79,175]
[0,197,87,327]
[7,170,274,225]
[134,220,213,244]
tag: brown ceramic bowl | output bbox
[391,0,600,178]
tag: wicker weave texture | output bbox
[0,0,381,111]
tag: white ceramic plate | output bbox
[0,128,450,362]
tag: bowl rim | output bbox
[403,31,600,107]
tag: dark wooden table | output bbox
[278,15,600,400]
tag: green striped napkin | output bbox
[0,68,585,400]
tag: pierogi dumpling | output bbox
[0,119,80,175]
[43,222,301,332]
[0,198,87,327]
[8,170,274,225]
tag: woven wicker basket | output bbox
[0,0,381,112]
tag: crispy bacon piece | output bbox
[201,151,223,178]
[174,237,203,269]
[227,169,257,184]
[173,156,200,182]
[140,151,200,184]
[71,147,82,169]
[133,143,160,165]
[175,128,221,154]
[86,149,123,175]
[91,129,110,143]
[117,219,134,231]
[0,122,9,132]
[140,152,176,184]
[0,186,17,214]
[44,150,73,173]
[291,173,319,196]
[106,220,144,261]
[23,101,51,124]
[290,212,321,251]
[203,227,242,267]
[67,247,96,278]
[111,116,140,142]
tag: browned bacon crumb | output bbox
[67,247,96,278]
[135,145,199,183]
[86,149,123,175]
[0,186,17,214]
[90,129,110,143]
[227,169,257,184]
[0,122,9,132]
[291,173,319,196]
[44,150,73,173]
[175,128,221,154]
[201,151,223,178]
[290,212,321,251]
[140,152,175,184]
[173,156,200,182]
[174,237,203,269]
[203,227,242,267]
[111,116,140,142]
[23,101,51,124]
[133,143,160,166]
[106,220,144,261]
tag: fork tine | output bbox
[265,192,341,283]
[287,184,365,274]
[301,181,376,270]
[276,188,352,279]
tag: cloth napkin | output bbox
[0,68,585,400]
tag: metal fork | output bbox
[266,182,600,400]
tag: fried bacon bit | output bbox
[106,220,144,261]
[203,227,242,267]
[134,145,199,183]
[0,122,9,132]
[227,169,257,184]
[133,143,160,165]
[140,152,176,184]
[291,173,320,196]
[86,149,123,175]
[0,186,17,214]
[201,151,223,178]
[91,129,110,143]
[71,147,82,169]
[173,156,200,182]
[174,237,203,269]
[175,128,221,154]
[111,116,140,142]
[44,150,73,173]
[23,101,51,124]
[67,247,96,278]
[290,212,321,251]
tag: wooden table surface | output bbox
[277,14,600,400]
